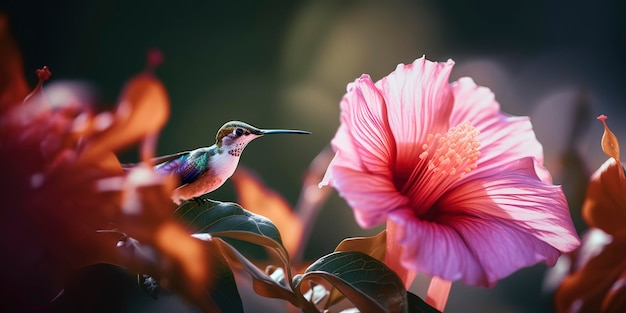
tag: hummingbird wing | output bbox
[155,149,214,186]
[120,151,191,171]
[152,151,192,165]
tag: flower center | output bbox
[419,122,480,177]
[402,122,480,214]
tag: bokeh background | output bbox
[3,0,626,312]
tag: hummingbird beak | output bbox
[260,129,311,135]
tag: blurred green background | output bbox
[3,0,626,312]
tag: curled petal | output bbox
[375,57,455,175]
[442,158,579,254]
[338,74,395,176]
[450,77,551,183]
[582,158,626,236]
[321,123,361,186]
[79,74,170,164]
[387,209,485,285]
[388,158,579,287]
[330,165,408,227]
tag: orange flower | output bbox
[0,17,213,310]
[555,115,626,313]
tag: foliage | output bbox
[131,197,439,313]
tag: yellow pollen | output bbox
[402,121,481,210]
[420,122,481,179]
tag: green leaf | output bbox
[211,238,304,308]
[207,250,244,313]
[176,198,306,310]
[406,292,441,313]
[328,231,387,306]
[174,198,290,268]
[130,236,245,313]
[295,251,407,313]
[175,198,282,244]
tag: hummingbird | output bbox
[152,121,310,204]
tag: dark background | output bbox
[3,0,625,312]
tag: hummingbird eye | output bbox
[234,128,244,137]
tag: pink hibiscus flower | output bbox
[320,57,580,288]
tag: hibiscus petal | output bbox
[443,158,579,254]
[449,77,552,183]
[321,123,361,187]
[387,208,486,285]
[389,209,561,287]
[376,57,455,174]
[389,158,579,287]
[330,165,408,228]
[338,74,396,176]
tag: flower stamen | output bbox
[424,122,480,179]
[597,114,620,163]
[23,66,51,105]
[404,122,480,213]
[597,114,624,179]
